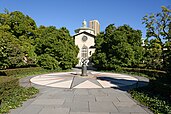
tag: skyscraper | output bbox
[89,20,100,36]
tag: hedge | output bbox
[126,67,171,114]
[130,89,171,114]
[0,77,19,104]
[149,80,171,98]
[0,67,43,113]
[0,76,39,113]
[0,67,43,76]
[122,68,167,79]
[0,77,19,90]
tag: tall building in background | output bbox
[89,20,100,36]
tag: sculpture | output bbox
[81,58,88,76]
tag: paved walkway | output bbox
[10,69,152,114]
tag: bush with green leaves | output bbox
[0,67,43,76]
[0,86,38,113]
[37,54,61,70]
[0,76,39,113]
[122,68,166,79]
[130,89,171,114]
[0,77,19,94]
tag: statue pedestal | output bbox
[81,64,87,76]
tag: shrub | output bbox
[0,67,43,76]
[109,64,122,72]
[0,77,19,93]
[60,61,73,70]
[37,54,61,70]
[122,68,167,79]
[0,86,38,113]
[149,80,171,99]
[0,76,39,113]
[130,89,171,114]
[0,77,19,106]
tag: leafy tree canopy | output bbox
[142,6,171,42]
[91,24,143,70]
[0,10,79,70]
[142,6,171,71]
[35,26,78,70]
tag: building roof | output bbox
[74,27,95,33]
[89,46,96,49]
[73,31,96,38]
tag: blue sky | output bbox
[0,0,170,38]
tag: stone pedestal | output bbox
[81,58,88,76]
[81,64,87,76]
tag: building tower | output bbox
[74,20,96,66]
[89,20,100,36]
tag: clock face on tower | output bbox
[82,36,88,42]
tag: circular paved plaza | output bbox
[30,71,139,89]
[11,69,151,114]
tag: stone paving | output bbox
[9,69,152,114]
[29,71,139,89]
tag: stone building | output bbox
[73,20,99,66]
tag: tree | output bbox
[35,26,78,70]
[143,38,163,69]
[142,6,171,42]
[0,10,38,69]
[0,10,78,70]
[0,31,23,69]
[142,6,171,70]
[7,11,37,38]
[91,24,143,70]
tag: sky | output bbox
[0,0,170,38]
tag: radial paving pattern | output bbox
[30,72,138,89]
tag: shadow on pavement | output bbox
[97,76,149,91]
